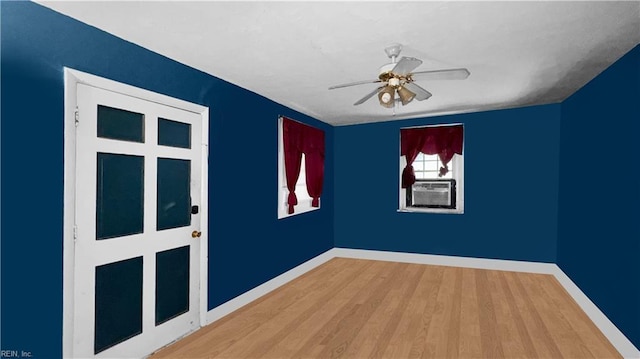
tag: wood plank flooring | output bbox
[150,258,621,359]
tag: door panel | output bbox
[97,105,145,143]
[73,83,203,358]
[155,246,190,326]
[157,158,191,231]
[96,153,145,240]
[94,256,144,354]
[158,118,191,149]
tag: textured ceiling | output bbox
[38,1,640,126]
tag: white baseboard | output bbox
[205,247,639,359]
[332,247,558,274]
[551,266,640,359]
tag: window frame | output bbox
[277,117,320,219]
[398,123,464,214]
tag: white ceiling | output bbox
[38,1,639,126]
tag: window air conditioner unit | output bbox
[409,179,456,209]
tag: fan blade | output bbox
[403,82,432,101]
[329,79,382,90]
[391,57,423,76]
[410,68,470,81]
[354,86,384,106]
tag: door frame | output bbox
[62,68,209,358]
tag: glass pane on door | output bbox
[158,118,191,148]
[94,256,143,354]
[156,246,190,325]
[157,158,191,230]
[96,153,144,239]
[97,105,144,143]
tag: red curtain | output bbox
[303,126,325,208]
[282,117,325,214]
[283,118,304,214]
[401,124,463,188]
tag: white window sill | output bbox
[398,207,464,215]
[278,201,320,219]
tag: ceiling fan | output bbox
[328,44,470,110]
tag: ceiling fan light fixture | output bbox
[397,86,416,105]
[378,86,395,108]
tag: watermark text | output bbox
[0,350,32,358]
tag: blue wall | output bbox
[1,2,333,357]
[334,104,561,263]
[557,45,640,348]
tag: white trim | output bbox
[203,248,639,359]
[63,68,210,358]
[206,249,336,324]
[332,248,557,274]
[64,68,206,114]
[199,107,210,328]
[401,122,464,129]
[551,267,640,359]
[63,67,78,359]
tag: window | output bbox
[399,123,464,214]
[413,153,453,180]
[277,116,325,219]
[278,152,315,218]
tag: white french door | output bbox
[71,82,204,358]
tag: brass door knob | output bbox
[191,230,202,238]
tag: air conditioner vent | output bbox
[409,179,456,209]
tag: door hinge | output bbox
[73,225,78,242]
[74,106,79,127]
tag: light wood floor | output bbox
[150,258,621,359]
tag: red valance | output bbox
[400,124,463,188]
[283,117,325,214]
